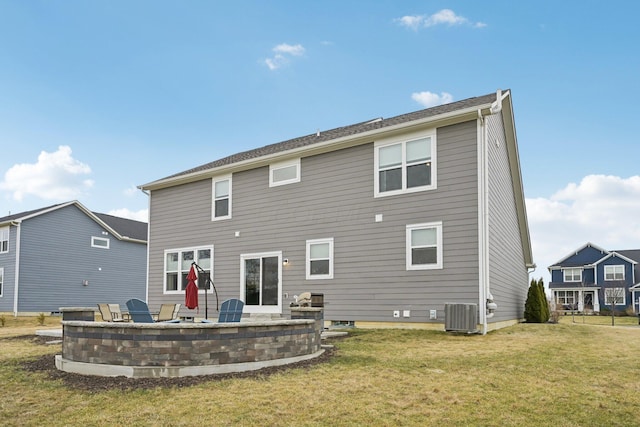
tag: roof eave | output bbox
[139,103,493,191]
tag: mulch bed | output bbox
[11,335,339,393]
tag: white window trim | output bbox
[91,236,110,249]
[163,246,214,295]
[563,267,582,283]
[0,267,3,297]
[406,221,443,270]
[240,251,282,314]
[269,158,301,187]
[605,287,626,306]
[212,175,232,221]
[306,238,334,280]
[604,265,625,281]
[374,130,437,198]
[0,226,8,253]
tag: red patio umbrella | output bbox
[185,264,199,311]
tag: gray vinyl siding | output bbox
[486,114,529,322]
[148,120,480,322]
[14,205,146,313]
[0,225,16,311]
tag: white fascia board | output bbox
[593,251,638,266]
[139,104,492,192]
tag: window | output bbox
[406,222,443,270]
[563,268,582,282]
[164,246,213,294]
[605,265,625,281]
[91,236,110,249]
[306,238,334,279]
[0,227,8,253]
[270,159,300,187]
[375,134,436,197]
[212,176,231,220]
[605,287,626,306]
[555,290,578,305]
[0,267,3,297]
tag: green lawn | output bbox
[1,317,639,426]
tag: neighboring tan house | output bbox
[548,242,640,314]
[0,201,147,315]
[140,89,535,333]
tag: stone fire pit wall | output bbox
[58,308,323,377]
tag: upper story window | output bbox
[406,221,443,270]
[375,133,436,197]
[306,238,334,279]
[0,227,8,253]
[212,175,232,220]
[164,246,213,294]
[604,265,625,281]
[563,268,582,282]
[91,236,110,249]
[270,159,300,187]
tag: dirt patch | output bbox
[16,335,340,393]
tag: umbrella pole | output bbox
[193,263,220,319]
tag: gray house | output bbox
[140,89,534,333]
[0,200,147,315]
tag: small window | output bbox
[605,287,626,306]
[0,227,8,253]
[563,268,582,282]
[406,222,443,270]
[212,176,232,220]
[270,159,300,187]
[306,238,334,279]
[375,133,436,197]
[91,236,110,249]
[604,265,625,281]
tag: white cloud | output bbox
[108,208,149,223]
[411,91,454,108]
[396,9,486,30]
[264,43,305,70]
[123,185,140,197]
[0,145,94,201]
[526,175,640,285]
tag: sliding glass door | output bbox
[241,251,282,313]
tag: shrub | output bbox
[0,315,5,327]
[36,313,45,326]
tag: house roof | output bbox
[141,91,499,189]
[547,242,609,269]
[0,201,147,243]
[615,249,640,264]
[138,89,534,268]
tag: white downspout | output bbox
[12,220,22,317]
[477,110,489,335]
[478,90,504,335]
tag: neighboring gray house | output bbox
[140,89,534,333]
[0,201,147,315]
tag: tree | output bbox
[537,278,550,322]
[524,278,543,323]
[603,282,626,326]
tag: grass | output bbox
[1,317,640,426]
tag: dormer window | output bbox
[563,268,582,282]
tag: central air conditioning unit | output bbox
[444,303,479,333]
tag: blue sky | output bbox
[1,1,639,283]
